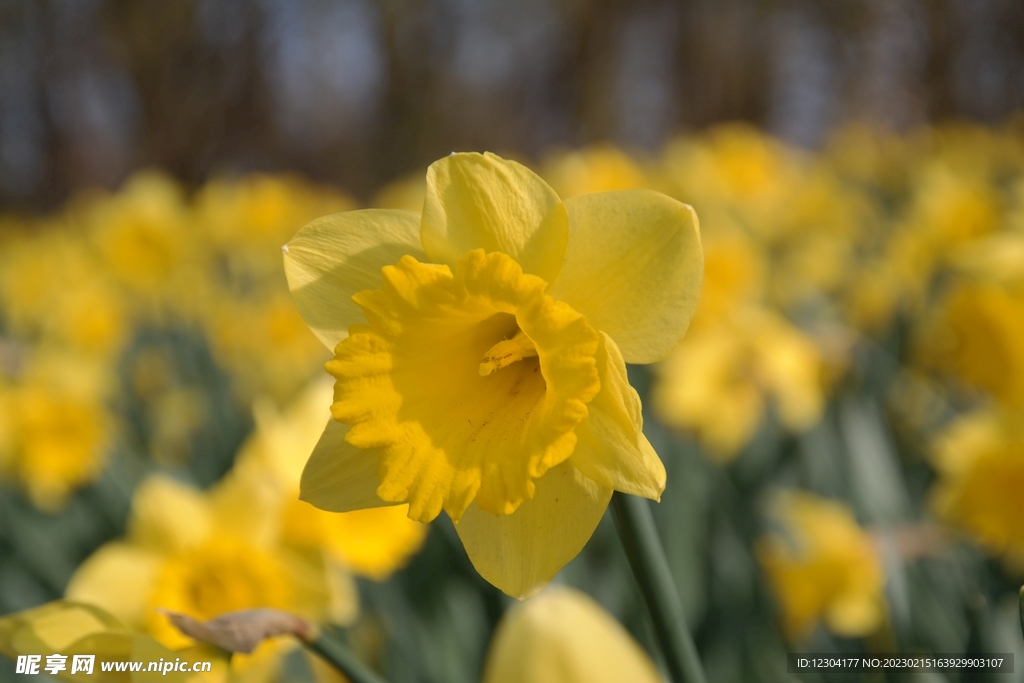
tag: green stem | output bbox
[306,628,389,683]
[1018,586,1024,641]
[611,491,708,683]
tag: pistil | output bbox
[479,329,538,376]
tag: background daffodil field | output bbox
[4,2,1024,682]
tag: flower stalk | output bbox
[1019,585,1023,641]
[307,628,389,683]
[611,492,708,683]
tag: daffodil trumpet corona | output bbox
[284,151,702,600]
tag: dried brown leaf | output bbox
[158,608,317,654]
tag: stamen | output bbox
[479,329,538,376]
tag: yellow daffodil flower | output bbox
[919,282,1024,407]
[87,172,194,295]
[687,228,765,327]
[0,228,127,359]
[953,231,1024,290]
[284,151,702,598]
[660,124,804,241]
[203,288,329,403]
[907,163,999,251]
[0,353,111,511]
[864,164,1001,320]
[66,473,352,652]
[930,409,1024,570]
[482,586,662,683]
[196,174,354,254]
[757,491,886,640]
[843,261,905,332]
[192,176,353,403]
[652,307,823,460]
[767,171,869,306]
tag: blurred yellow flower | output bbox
[0,227,82,336]
[541,145,648,199]
[953,231,1024,290]
[661,123,803,240]
[909,164,999,248]
[195,175,355,300]
[87,171,194,295]
[767,172,872,306]
[920,282,1024,406]
[0,601,221,683]
[281,502,426,581]
[757,491,885,640]
[0,354,111,510]
[196,174,354,250]
[203,288,328,403]
[882,162,1001,309]
[843,262,904,332]
[66,474,352,652]
[51,277,127,359]
[285,151,702,598]
[148,535,294,638]
[930,410,1024,570]
[689,229,764,326]
[0,227,126,358]
[190,176,354,371]
[239,377,427,580]
[652,308,823,460]
[482,586,661,683]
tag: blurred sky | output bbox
[2,0,1024,209]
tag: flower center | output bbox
[479,329,538,376]
[328,250,601,523]
[147,536,291,649]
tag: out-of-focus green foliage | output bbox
[4,121,1024,682]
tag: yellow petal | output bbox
[129,475,212,552]
[825,592,885,637]
[455,461,611,599]
[315,505,428,580]
[208,460,284,548]
[421,152,568,282]
[570,333,665,500]
[550,189,703,364]
[65,543,162,628]
[482,586,662,683]
[246,376,335,489]
[651,322,765,459]
[299,419,393,512]
[753,313,823,431]
[325,559,361,625]
[0,601,203,683]
[0,601,126,655]
[283,209,425,350]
